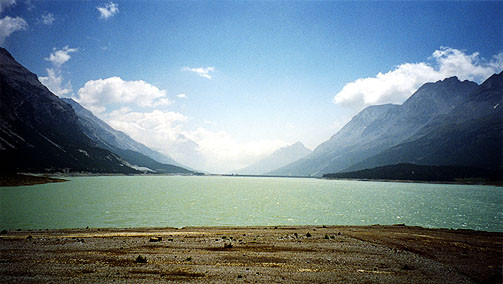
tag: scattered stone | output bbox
[149,237,162,242]
[237,275,243,279]
[402,264,412,270]
[324,234,330,240]
[330,235,336,240]
[322,225,327,228]
[306,232,312,238]
[186,257,192,261]
[0,230,7,234]
[136,255,147,263]
[26,235,32,240]
[224,243,233,249]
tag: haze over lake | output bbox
[1,176,501,232]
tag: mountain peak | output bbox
[289,141,310,151]
[237,141,311,175]
[480,71,503,90]
[0,47,14,60]
[440,76,460,83]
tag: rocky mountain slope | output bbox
[62,98,191,174]
[346,72,502,173]
[0,48,137,173]
[271,77,479,176]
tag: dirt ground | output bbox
[0,225,501,283]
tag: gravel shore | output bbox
[1,225,501,283]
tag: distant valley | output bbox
[0,46,501,182]
[235,142,311,175]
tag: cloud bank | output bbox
[74,76,287,172]
[97,2,118,19]
[333,47,503,111]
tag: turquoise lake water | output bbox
[1,176,502,231]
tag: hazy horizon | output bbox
[2,0,502,173]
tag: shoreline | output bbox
[1,225,501,283]
[2,173,502,187]
[0,173,68,187]
[322,177,503,186]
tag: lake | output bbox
[1,176,502,231]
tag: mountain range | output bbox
[0,47,190,174]
[1,45,501,179]
[62,98,191,174]
[271,73,502,177]
[236,142,311,175]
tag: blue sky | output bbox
[1,0,502,172]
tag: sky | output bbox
[1,0,502,173]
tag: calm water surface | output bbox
[1,176,502,231]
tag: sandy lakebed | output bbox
[0,225,501,283]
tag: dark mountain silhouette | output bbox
[346,72,503,173]
[324,163,502,184]
[0,48,138,173]
[271,76,479,176]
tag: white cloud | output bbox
[182,66,215,79]
[39,68,72,96]
[76,77,172,113]
[0,0,16,14]
[177,93,187,99]
[0,15,27,44]
[75,75,289,172]
[40,12,54,25]
[103,108,194,164]
[97,2,118,19]
[180,127,288,173]
[39,46,78,97]
[45,45,78,68]
[106,108,187,146]
[432,47,503,82]
[203,119,217,127]
[333,47,503,111]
